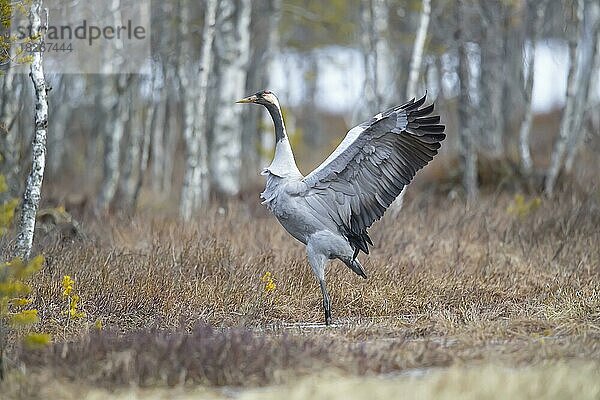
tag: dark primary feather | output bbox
[302,93,446,257]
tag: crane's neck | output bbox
[263,102,302,178]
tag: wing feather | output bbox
[302,94,445,256]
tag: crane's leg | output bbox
[319,279,332,325]
[307,239,331,325]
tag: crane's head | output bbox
[236,90,279,107]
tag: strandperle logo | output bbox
[13,19,147,46]
[7,0,151,74]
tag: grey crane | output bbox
[237,90,445,325]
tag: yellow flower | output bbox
[94,318,103,330]
[62,275,74,297]
[265,280,276,292]
[68,293,85,319]
[261,271,276,293]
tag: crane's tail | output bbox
[342,258,367,279]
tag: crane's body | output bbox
[237,90,445,325]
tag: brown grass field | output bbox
[3,171,600,398]
[3,180,600,399]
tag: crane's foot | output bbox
[324,306,332,326]
[320,279,332,326]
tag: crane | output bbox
[237,90,445,325]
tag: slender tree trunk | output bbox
[133,96,152,208]
[406,0,431,100]
[96,76,127,212]
[359,0,391,118]
[162,88,179,193]
[391,0,430,214]
[14,0,48,259]
[457,0,478,201]
[0,68,21,201]
[150,90,167,192]
[96,0,127,212]
[210,0,251,197]
[545,0,583,195]
[301,53,321,148]
[565,0,600,172]
[242,0,281,185]
[372,0,390,108]
[116,78,145,212]
[503,2,527,152]
[149,16,168,194]
[519,0,549,174]
[180,0,216,219]
[479,1,506,157]
[48,76,69,175]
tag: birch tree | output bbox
[564,0,600,172]
[0,7,24,202]
[0,70,21,201]
[359,0,392,117]
[149,61,167,193]
[116,78,145,212]
[96,0,127,213]
[96,75,128,212]
[242,0,282,183]
[519,0,549,174]
[149,2,171,193]
[48,76,72,175]
[478,1,507,157]
[457,0,478,201]
[406,0,431,100]
[210,0,251,197]
[180,0,216,219]
[14,0,48,259]
[545,0,584,195]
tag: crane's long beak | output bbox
[236,95,258,104]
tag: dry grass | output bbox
[2,186,600,395]
[27,190,600,335]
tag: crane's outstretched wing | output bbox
[301,94,445,257]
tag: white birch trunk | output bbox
[117,78,145,212]
[372,0,390,108]
[390,0,430,214]
[96,0,126,212]
[150,91,166,192]
[565,0,600,172]
[149,23,168,193]
[243,0,282,181]
[0,67,21,200]
[96,76,127,212]
[359,0,391,118]
[133,86,153,206]
[210,0,251,197]
[162,90,179,193]
[48,76,69,174]
[478,2,507,157]
[545,0,583,195]
[406,0,431,100]
[302,54,321,148]
[519,0,548,174]
[14,0,48,259]
[457,0,478,201]
[259,0,282,169]
[180,0,217,219]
